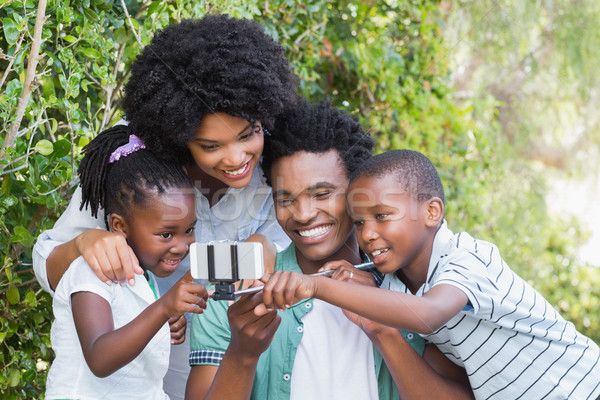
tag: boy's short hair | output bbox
[351,149,445,204]
[262,99,374,186]
[122,15,297,163]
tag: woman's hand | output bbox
[74,229,143,286]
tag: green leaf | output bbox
[53,139,72,158]
[11,225,34,247]
[2,195,17,208]
[34,139,53,155]
[2,18,20,45]
[6,287,20,305]
[8,367,20,387]
[62,34,78,43]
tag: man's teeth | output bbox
[162,259,179,265]
[371,249,389,257]
[225,164,247,176]
[298,225,332,238]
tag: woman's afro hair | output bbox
[122,15,298,162]
[262,99,374,186]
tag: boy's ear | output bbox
[109,213,128,235]
[424,197,444,227]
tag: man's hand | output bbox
[228,289,281,361]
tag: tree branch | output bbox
[0,0,48,165]
[0,30,26,92]
[120,0,143,47]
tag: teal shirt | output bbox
[189,244,425,399]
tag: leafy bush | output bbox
[1,0,597,397]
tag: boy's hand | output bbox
[168,314,186,344]
[255,271,317,315]
[75,229,143,286]
[161,270,208,318]
[228,287,281,360]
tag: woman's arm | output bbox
[47,229,140,290]
[33,186,142,291]
[72,270,207,377]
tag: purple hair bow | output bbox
[109,134,146,163]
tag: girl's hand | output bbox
[255,271,317,315]
[168,314,187,344]
[75,229,143,286]
[161,270,208,318]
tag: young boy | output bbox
[259,149,600,399]
[186,104,473,399]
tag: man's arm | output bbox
[371,328,473,399]
[185,292,281,400]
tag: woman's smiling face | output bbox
[188,113,264,189]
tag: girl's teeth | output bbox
[298,225,332,238]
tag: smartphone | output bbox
[190,241,264,282]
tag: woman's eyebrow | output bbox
[194,121,254,143]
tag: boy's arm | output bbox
[72,271,207,377]
[259,271,468,334]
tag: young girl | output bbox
[33,15,297,399]
[45,126,208,399]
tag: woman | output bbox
[33,15,297,400]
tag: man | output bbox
[185,100,472,399]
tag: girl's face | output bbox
[115,190,197,278]
[188,113,264,189]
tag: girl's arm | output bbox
[259,271,468,334]
[72,270,207,377]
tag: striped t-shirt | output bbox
[383,221,600,400]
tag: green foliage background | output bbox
[1,0,598,397]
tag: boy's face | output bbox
[348,174,433,276]
[271,150,354,261]
[114,191,197,278]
